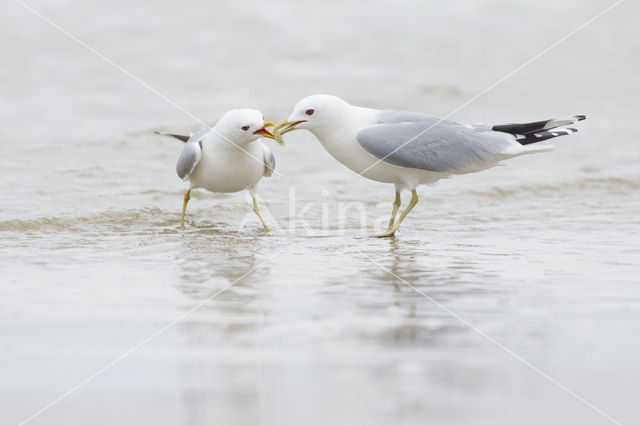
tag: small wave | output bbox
[0,207,177,233]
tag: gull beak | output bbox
[272,120,307,146]
[274,120,306,135]
[253,122,276,140]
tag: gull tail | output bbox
[154,131,190,143]
[492,115,586,145]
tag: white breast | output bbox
[188,135,265,193]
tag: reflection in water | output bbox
[176,231,262,288]
[169,231,547,426]
[173,229,272,426]
[351,236,509,346]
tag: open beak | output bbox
[271,120,306,146]
[253,121,276,140]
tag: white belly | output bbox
[188,141,265,193]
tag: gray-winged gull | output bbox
[158,109,281,231]
[274,94,585,237]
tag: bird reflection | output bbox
[175,230,264,297]
[173,229,271,426]
[172,228,272,338]
[355,236,504,346]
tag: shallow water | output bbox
[2,0,640,425]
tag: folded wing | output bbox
[356,118,517,173]
[262,144,276,177]
[176,129,211,179]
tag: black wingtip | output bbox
[576,115,586,121]
[154,131,190,143]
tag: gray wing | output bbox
[356,120,516,173]
[262,144,276,177]
[176,129,211,179]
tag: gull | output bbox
[274,94,585,237]
[157,109,281,231]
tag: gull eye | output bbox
[241,125,250,131]
[305,109,315,116]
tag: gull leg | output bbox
[374,191,401,238]
[387,191,402,229]
[390,189,419,234]
[179,189,191,229]
[250,190,272,232]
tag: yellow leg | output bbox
[374,190,418,238]
[251,192,271,232]
[179,189,191,229]
[374,191,401,237]
[392,189,419,232]
[387,191,401,229]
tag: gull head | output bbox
[274,95,351,139]
[216,108,276,144]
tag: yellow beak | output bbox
[272,120,306,146]
[253,121,276,140]
[274,120,306,134]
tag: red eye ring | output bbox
[305,109,315,116]
[241,125,250,131]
